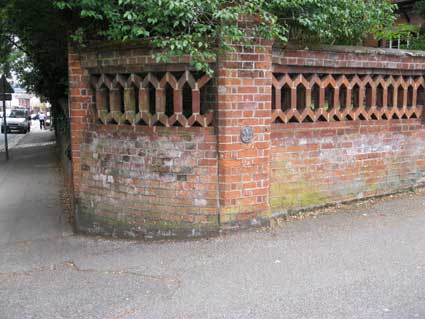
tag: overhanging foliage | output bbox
[0,0,396,105]
[0,0,68,103]
[56,0,396,74]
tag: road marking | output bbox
[14,141,56,149]
[0,134,26,152]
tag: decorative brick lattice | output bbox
[272,74,425,123]
[90,71,214,127]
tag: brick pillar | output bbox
[216,28,273,227]
[68,46,92,200]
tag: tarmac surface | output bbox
[1,128,425,319]
[0,130,25,153]
[0,125,70,244]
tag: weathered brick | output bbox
[68,30,425,240]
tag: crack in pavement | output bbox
[0,233,75,248]
[68,261,181,284]
[0,260,181,286]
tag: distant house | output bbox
[4,81,50,114]
[12,85,32,109]
[364,0,424,48]
[393,0,423,26]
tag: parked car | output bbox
[1,109,31,134]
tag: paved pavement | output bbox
[0,128,25,153]
[0,126,71,244]
[0,120,51,153]
[1,129,425,319]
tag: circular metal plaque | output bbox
[240,126,254,144]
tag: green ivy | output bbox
[55,0,396,74]
[270,0,396,46]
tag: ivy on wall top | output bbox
[55,0,396,74]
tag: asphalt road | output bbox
[1,130,425,319]
[0,129,68,245]
[0,121,49,154]
[0,130,24,152]
[2,193,425,319]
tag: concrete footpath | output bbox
[0,128,71,243]
[1,130,425,318]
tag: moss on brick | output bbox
[75,204,143,238]
[270,181,328,211]
[75,201,219,240]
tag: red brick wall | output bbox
[69,41,425,239]
[270,47,425,215]
[273,46,425,75]
[69,45,219,239]
[363,34,380,48]
[271,120,425,213]
[78,125,219,239]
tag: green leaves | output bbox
[58,0,395,73]
[376,23,420,42]
[0,0,396,122]
[269,0,395,46]
[1,0,68,103]
[56,0,289,74]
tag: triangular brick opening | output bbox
[137,118,148,126]
[153,120,165,127]
[302,115,313,123]
[317,115,327,122]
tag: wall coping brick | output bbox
[79,40,216,72]
[276,44,425,58]
[273,44,425,75]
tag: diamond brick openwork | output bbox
[90,71,214,128]
[271,74,424,124]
